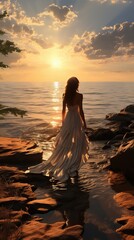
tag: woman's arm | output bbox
[79,94,87,129]
[62,98,66,125]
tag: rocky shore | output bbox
[88,104,134,240]
[0,104,134,240]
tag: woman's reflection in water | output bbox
[53,179,89,228]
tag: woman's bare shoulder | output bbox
[76,92,83,98]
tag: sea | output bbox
[0,81,134,239]
[0,81,134,138]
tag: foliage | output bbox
[0,104,27,119]
[0,11,21,68]
[0,12,26,120]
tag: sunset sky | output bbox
[0,0,134,82]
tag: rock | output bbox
[110,140,134,179]
[25,172,50,185]
[114,126,132,136]
[114,142,123,147]
[116,216,134,236]
[103,134,125,149]
[0,208,30,227]
[121,104,134,114]
[9,182,35,201]
[106,112,134,122]
[0,166,26,181]
[27,198,58,208]
[102,144,111,150]
[0,208,30,221]
[108,171,127,186]
[0,197,27,210]
[89,128,114,141]
[0,218,21,226]
[123,136,134,143]
[10,172,27,182]
[111,134,124,141]
[0,137,43,166]
[10,210,30,222]
[21,220,83,240]
[114,192,134,210]
[123,132,134,140]
[27,198,58,214]
[129,122,134,129]
[0,220,18,240]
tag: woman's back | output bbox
[67,92,82,106]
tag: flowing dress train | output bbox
[28,105,89,182]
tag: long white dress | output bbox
[28,105,89,182]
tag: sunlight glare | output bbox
[54,81,59,88]
[51,58,62,68]
[53,106,59,111]
[50,121,57,127]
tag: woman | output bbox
[27,77,89,183]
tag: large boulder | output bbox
[88,128,114,141]
[110,140,134,179]
[106,105,134,123]
[0,137,43,166]
[106,112,134,122]
[121,104,134,114]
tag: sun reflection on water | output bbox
[53,106,59,111]
[52,98,59,103]
[54,81,59,88]
[50,81,61,127]
[50,121,58,127]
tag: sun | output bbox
[51,58,62,68]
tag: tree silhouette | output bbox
[0,104,27,119]
[0,11,21,68]
[0,11,26,118]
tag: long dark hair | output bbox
[63,77,79,106]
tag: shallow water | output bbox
[32,148,126,240]
[28,130,127,239]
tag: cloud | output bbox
[0,0,44,26]
[89,0,131,4]
[0,1,77,58]
[0,75,3,80]
[0,0,53,55]
[48,4,75,21]
[31,37,52,49]
[1,18,34,36]
[40,4,77,30]
[73,22,134,60]
[0,51,22,66]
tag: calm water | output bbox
[0,81,134,138]
[0,81,134,239]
